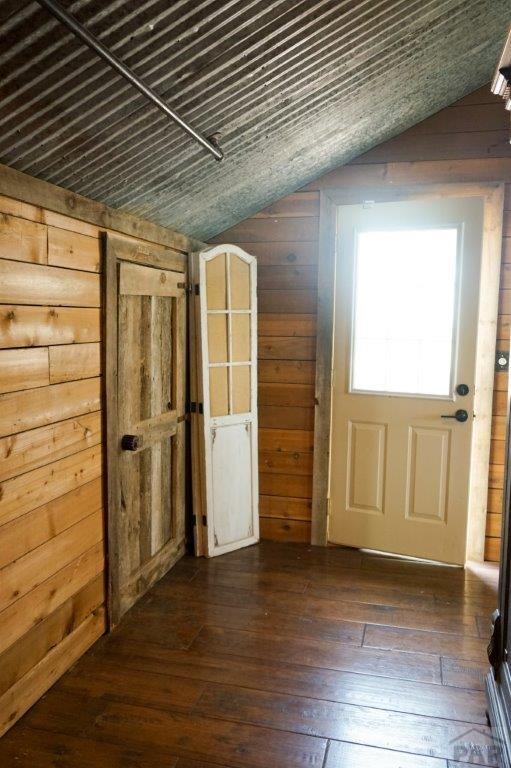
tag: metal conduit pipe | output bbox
[35,0,224,161]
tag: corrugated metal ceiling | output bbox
[0,0,508,239]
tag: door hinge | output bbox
[180,283,199,295]
[202,515,207,527]
[192,514,197,527]
[187,401,204,415]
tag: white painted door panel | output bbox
[211,421,254,550]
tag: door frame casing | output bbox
[103,233,188,627]
[311,183,505,561]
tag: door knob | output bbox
[441,409,469,423]
[121,434,141,451]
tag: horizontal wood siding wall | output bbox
[0,190,188,734]
[214,86,511,560]
[0,197,105,735]
[211,196,320,543]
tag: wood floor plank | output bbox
[175,760,235,768]
[115,605,203,650]
[58,657,205,712]
[0,725,180,768]
[306,581,438,610]
[189,626,442,683]
[324,741,448,767]
[194,684,496,764]
[363,624,487,663]
[189,566,310,594]
[95,640,487,724]
[310,567,496,602]
[0,541,497,762]
[23,691,327,768]
[152,577,310,613]
[122,597,365,647]
[362,554,494,583]
[303,595,479,636]
[440,657,488,691]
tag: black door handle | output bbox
[441,409,468,423]
[121,434,141,451]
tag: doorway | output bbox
[312,185,505,565]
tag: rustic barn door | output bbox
[190,245,258,557]
[105,234,187,625]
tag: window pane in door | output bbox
[231,314,251,362]
[208,314,228,363]
[351,228,458,397]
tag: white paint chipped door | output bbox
[329,197,484,565]
[193,245,259,557]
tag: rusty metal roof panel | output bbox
[0,0,508,239]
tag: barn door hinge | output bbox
[187,401,204,415]
[192,514,207,527]
[178,282,198,295]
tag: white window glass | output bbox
[351,228,458,397]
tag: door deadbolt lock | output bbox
[456,384,469,396]
[441,409,469,423]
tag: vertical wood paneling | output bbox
[214,85,510,558]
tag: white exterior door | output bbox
[329,196,485,565]
[192,245,259,557]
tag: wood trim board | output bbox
[0,163,203,254]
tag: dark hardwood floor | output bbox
[0,542,500,767]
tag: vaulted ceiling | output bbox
[0,0,508,239]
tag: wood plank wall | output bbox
[213,85,511,561]
[0,192,185,735]
[0,197,104,735]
